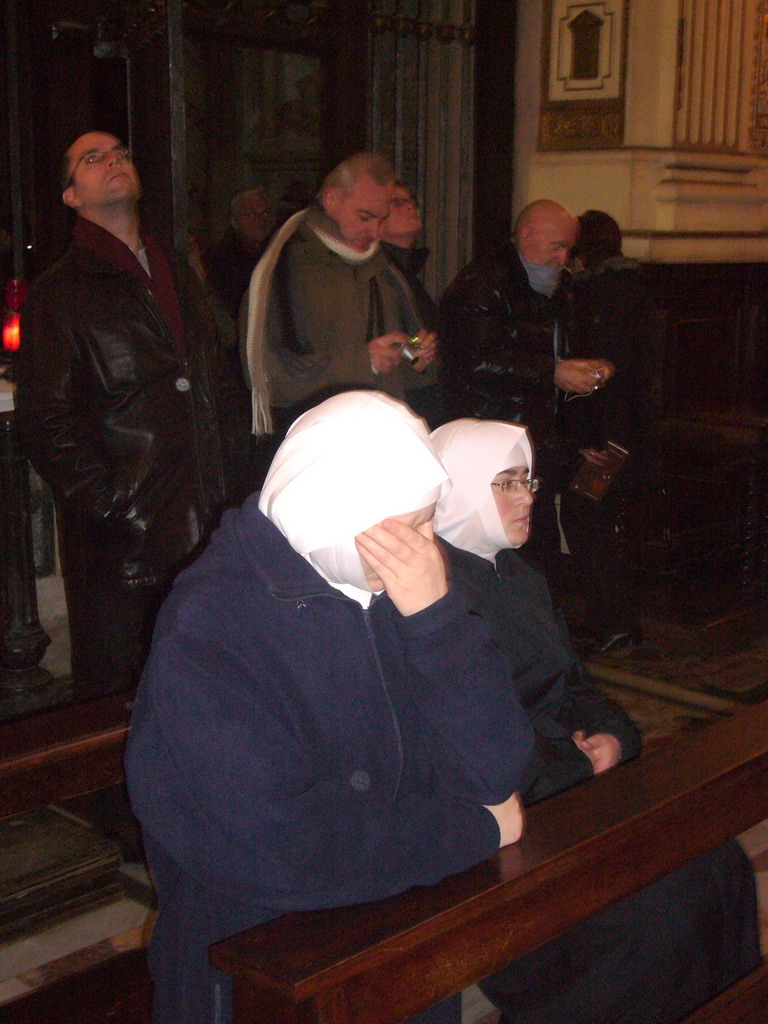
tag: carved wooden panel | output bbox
[620,262,768,608]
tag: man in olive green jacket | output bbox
[241,153,437,442]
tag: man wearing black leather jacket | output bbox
[16,131,225,697]
[439,199,611,600]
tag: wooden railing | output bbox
[1,700,767,1023]
[0,690,132,818]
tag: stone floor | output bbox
[1,574,767,1018]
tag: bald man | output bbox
[16,131,225,697]
[439,199,614,596]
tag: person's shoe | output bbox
[591,628,643,657]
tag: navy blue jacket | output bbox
[126,494,533,1023]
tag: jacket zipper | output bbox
[362,607,404,798]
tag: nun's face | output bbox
[357,504,437,591]
[491,467,534,547]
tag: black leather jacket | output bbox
[16,244,225,586]
[439,239,558,445]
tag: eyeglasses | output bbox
[75,146,132,172]
[491,477,541,495]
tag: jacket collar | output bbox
[71,217,186,353]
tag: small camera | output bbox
[399,338,421,364]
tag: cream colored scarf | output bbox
[242,206,382,436]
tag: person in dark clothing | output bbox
[380,180,442,426]
[438,200,613,602]
[126,391,533,1024]
[201,187,274,501]
[558,209,657,654]
[430,416,761,1024]
[188,232,252,504]
[203,185,272,321]
[432,417,640,802]
[16,131,225,697]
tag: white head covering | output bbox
[259,391,450,604]
[430,419,533,562]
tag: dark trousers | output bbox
[63,567,166,698]
[559,487,637,636]
[480,841,760,1024]
[521,475,569,611]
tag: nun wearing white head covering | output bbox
[259,390,450,604]
[431,418,533,561]
[431,416,639,803]
[429,423,760,1024]
[126,393,533,1024]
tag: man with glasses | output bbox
[16,130,225,697]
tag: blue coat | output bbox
[125,494,533,1023]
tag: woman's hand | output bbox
[355,518,447,616]
[572,731,622,774]
[484,791,525,847]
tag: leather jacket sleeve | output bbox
[439,252,556,398]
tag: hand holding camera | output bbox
[369,330,438,374]
[398,328,438,372]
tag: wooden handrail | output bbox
[211,702,768,1024]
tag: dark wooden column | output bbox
[0,407,51,689]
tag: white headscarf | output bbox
[259,391,450,604]
[430,419,533,562]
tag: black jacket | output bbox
[16,243,225,586]
[444,541,641,804]
[380,241,438,331]
[557,256,657,483]
[439,240,559,445]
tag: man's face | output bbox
[518,210,578,268]
[232,190,271,251]
[62,132,141,214]
[322,175,393,252]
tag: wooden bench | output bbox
[1,699,767,1023]
[211,701,768,1024]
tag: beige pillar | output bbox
[515,0,768,261]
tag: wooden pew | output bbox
[0,690,133,817]
[1,701,767,1023]
[211,701,768,1024]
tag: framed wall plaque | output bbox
[540,0,628,150]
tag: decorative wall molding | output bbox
[540,104,623,146]
[369,10,474,45]
[182,0,331,45]
[548,0,624,100]
[674,0,750,151]
[539,0,627,150]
